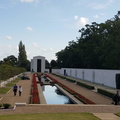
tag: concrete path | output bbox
[93,113,120,120]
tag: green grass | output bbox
[5,78,21,87]
[0,87,11,94]
[0,113,100,120]
[6,83,16,87]
[116,113,120,117]
[0,78,21,94]
[13,78,21,83]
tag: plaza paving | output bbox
[0,73,120,120]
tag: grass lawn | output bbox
[0,113,100,120]
[116,113,120,117]
[0,87,11,94]
[6,83,16,87]
[0,78,21,94]
[5,78,21,87]
[13,78,21,83]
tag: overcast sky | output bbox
[0,0,119,62]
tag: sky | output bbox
[0,0,119,62]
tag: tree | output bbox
[18,41,29,70]
[3,55,18,66]
[50,60,58,68]
[56,12,120,69]
[45,60,50,69]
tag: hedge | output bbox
[97,88,114,98]
[52,73,94,90]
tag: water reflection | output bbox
[42,85,75,104]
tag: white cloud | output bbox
[77,17,89,27]
[93,13,105,19]
[94,15,100,19]
[32,42,41,48]
[48,48,53,51]
[26,26,33,31]
[27,42,55,61]
[0,44,18,60]
[6,36,13,40]
[19,0,40,3]
[31,42,53,52]
[74,16,89,27]
[20,0,34,3]
[74,15,79,20]
[88,0,114,9]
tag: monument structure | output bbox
[31,56,45,73]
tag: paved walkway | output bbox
[0,73,32,106]
[0,73,120,120]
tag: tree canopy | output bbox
[18,41,30,70]
[56,13,120,69]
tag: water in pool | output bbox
[42,85,75,104]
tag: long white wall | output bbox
[52,68,120,89]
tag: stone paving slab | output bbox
[0,105,120,115]
[93,113,120,120]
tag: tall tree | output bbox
[18,41,28,69]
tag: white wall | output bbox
[52,69,61,74]
[52,68,120,89]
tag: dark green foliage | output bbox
[65,78,76,83]
[0,64,26,80]
[50,60,58,68]
[77,82,94,90]
[3,55,18,66]
[0,87,11,94]
[56,13,120,69]
[18,41,30,70]
[3,103,11,109]
[116,74,120,89]
[97,88,114,98]
[0,104,2,108]
[45,60,50,69]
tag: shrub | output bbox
[0,104,2,108]
[3,103,11,109]
[52,73,94,90]
[97,88,114,98]
[77,82,94,90]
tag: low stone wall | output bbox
[0,74,20,87]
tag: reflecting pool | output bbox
[42,85,75,104]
